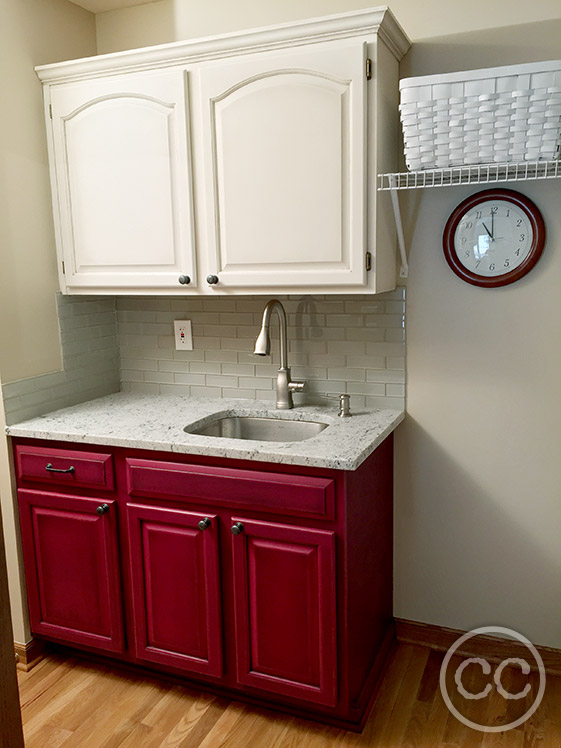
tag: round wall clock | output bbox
[442,188,546,287]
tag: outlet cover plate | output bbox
[174,320,193,350]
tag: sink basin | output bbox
[186,416,328,442]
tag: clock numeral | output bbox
[463,221,473,229]
[516,219,523,227]
[506,209,510,217]
[504,259,510,268]
[464,250,470,258]
[461,236,467,244]
[519,233,525,242]
[491,207,498,215]
[489,263,496,271]
[515,248,521,256]
[475,210,482,219]
[475,261,481,269]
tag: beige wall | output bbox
[0,0,96,384]
[95,1,561,649]
[0,0,96,642]
[395,19,561,648]
[95,0,561,52]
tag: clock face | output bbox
[443,189,546,288]
[454,199,533,278]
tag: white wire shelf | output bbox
[378,160,561,191]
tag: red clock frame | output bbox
[442,188,546,288]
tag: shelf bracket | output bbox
[389,176,409,279]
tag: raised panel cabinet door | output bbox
[126,504,223,677]
[17,490,124,652]
[197,40,367,288]
[48,69,196,291]
[230,517,337,706]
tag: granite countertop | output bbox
[5,393,404,471]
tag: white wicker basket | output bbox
[399,60,561,170]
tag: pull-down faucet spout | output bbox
[254,299,305,409]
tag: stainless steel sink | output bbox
[186,416,328,442]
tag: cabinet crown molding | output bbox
[35,6,411,83]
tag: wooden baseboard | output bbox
[14,639,45,672]
[395,618,561,676]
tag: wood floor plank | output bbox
[17,643,561,748]
[57,672,163,748]
[418,689,451,748]
[372,645,430,748]
[340,643,416,747]
[173,697,231,748]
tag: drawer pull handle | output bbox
[198,517,211,531]
[45,463,75,474]
[96,504,110,516]
[231,522,244,535]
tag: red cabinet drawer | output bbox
[126,459,335,518]
[15,445,115,492]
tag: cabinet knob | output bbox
[198,517,212,531]
[206,275,219,285]
[96,504,109,516]
[178,275,191,285]
[231,522,244,535]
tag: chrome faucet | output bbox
[254,299,305,409]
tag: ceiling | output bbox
[67,0,161,13]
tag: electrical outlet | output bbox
[174,320,193,350]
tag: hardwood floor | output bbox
[17,643,561,747]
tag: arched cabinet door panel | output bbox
[49,70,196,291]
[198,40,367,288]
[17,489,124,653]
[126,503,223,678]
[230,517,337,706]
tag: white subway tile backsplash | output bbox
[143,371,174,384]
[347,382,386,396]
[386,383,406,398]
[367,369,406,383]
[174,373,206,385]
[327,367,365,382]
[222,388,256,399]
[190,362,222,375]
[2,294,120,425]
[3,290,406,424]
[205,350,238,363]
[221,363,256,376]
[205,374,239,388]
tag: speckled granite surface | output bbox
[5,393,404,471]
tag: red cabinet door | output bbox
[230,517,337,706]
[18,489,124,652]
[126,504,223,677]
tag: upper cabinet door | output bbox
[49,69,196,291]
[198,41,367,288]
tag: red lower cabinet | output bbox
[126,503,223,677]
[230,518,337,706]
[17,489,124,653]
[14,437,394,730]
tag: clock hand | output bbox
[491,211,495,240]
[481,222,493,239]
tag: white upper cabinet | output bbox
[37,8,410,295]
[198,41,366,288]
[48,69,196,291]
